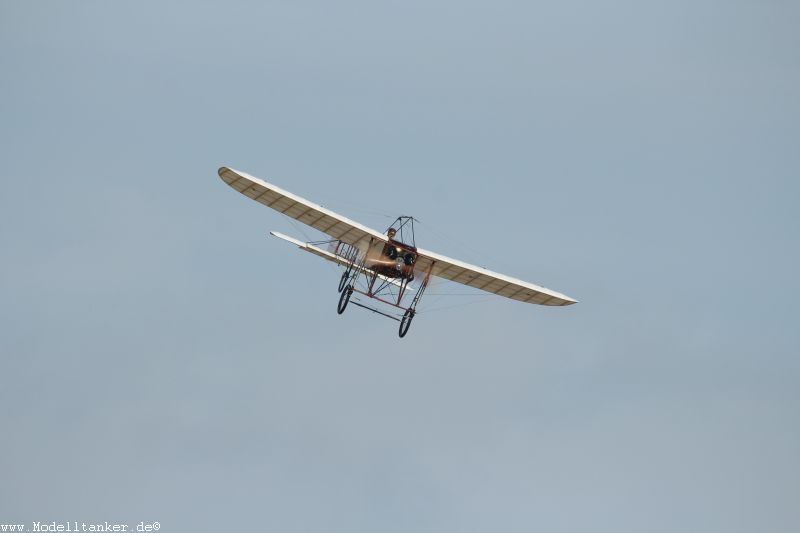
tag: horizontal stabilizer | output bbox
[269,232,405,288]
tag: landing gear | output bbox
[332,226,433,338]
[398,308,414,338]
[337,285,352,314]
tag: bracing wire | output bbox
[283,218,342,275]
[417,296,498,314]
[287,218,313,242]
[415,217,522,275]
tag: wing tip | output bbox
[535,293,578,306]
[270,231,305,248]
[555,294,579,306]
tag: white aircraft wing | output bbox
[220,166,577,306]
[413,249,577,306]
[219,166,387,249]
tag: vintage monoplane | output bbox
[219,167,577,337]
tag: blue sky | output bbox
[1,1,798,531]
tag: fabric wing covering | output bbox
[412,251,577,306]
[219,166,577,307]
[219,166,385,250]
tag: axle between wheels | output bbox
[336,283,414,338]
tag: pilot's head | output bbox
[387,228,397,240]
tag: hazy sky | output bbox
[1,1,798,531]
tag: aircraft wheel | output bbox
[338,271,349,292]
[337,285,353,314]
[398,308,415,338]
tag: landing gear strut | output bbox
[332,227,434,338]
